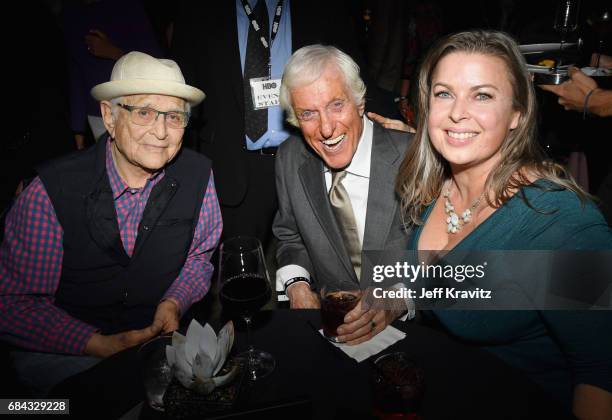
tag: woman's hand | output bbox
[367,112,416,133]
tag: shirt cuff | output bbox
[162,289,190,316]
[392,282,415,321]
[59,317,99,355]
[276,264,311,301]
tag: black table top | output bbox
[50,309,573,420]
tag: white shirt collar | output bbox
[323,114,372,178]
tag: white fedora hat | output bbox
[91,51,205,106]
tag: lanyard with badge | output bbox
[240,0,284,110]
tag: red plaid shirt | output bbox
[0,141,222,354]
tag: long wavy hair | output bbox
[396,30,586,226]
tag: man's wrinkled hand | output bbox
[287,282,320,309]
[84,324,162,358]
[335,291,405,345]
[152,299,180,333]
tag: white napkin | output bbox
[581,66,611,77]
[320,325,406,362]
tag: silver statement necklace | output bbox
[443,181,485,234]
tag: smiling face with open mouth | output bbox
[427,52,520,172]
[290,65,364,170]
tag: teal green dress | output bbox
[412,181,612,408]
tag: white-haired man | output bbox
[0,52,222,394]
[274,45,413,344]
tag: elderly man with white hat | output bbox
[0,52,222,395]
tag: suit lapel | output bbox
[298,151,357,283]
[363,124,401,251]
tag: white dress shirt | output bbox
[276,115,372,294]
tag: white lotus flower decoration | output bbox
[165,319,237,394]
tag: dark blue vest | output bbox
[38,138,211,334]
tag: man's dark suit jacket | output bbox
[171,1,362,208]
[273,123,412,291]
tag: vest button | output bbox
[143,225,150,231]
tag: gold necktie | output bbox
[329,171,361,280]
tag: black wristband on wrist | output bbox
[284,277,312,294]
[583,88,598,120]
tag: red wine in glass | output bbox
[218,236,275,381]
[220,273,272,318]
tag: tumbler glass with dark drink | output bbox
[218,236,274,380]
[371,352,425,420]
[320,287,361,342]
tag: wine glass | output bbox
[218,236,275,381]
[553,0,581,66]
[589,8,611,68]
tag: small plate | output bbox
[526,64,570,74]
[534,71,569,85]
[520,43,577,54]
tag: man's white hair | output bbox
[280,45,366,126]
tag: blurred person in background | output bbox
[62,0,162,149]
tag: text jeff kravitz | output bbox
[373,287,492,300]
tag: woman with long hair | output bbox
[396,30,612,418]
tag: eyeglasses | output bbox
[117,103,190,129]
[295,99,347,122]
